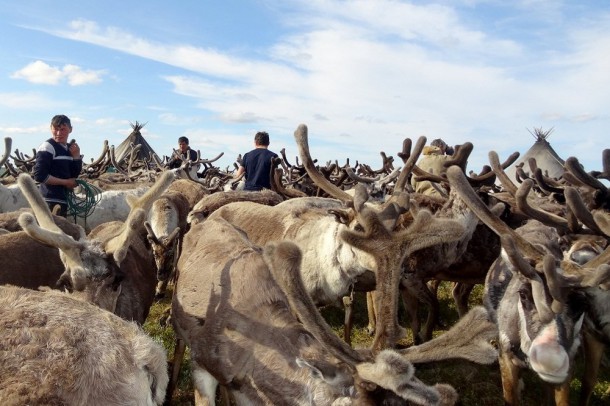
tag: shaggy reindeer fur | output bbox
[0,183,29,213]
[0,285,168,405]
[78,186,150,233]
[0,182,149,233]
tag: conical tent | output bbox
[507,128,565,182]
[113,121,160,166]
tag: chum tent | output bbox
[113,121,160,166]
[506,128,565,182]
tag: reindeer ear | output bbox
[295,358,350,386]
[55,272,73,293]
[296,358,324,380]
[328,209,351,225]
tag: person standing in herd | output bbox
[235,131,278,191]
[167,136,198,169]
[167,136,199,178]
[33,114,83,217]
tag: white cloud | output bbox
[11,60,105,86]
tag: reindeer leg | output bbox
[400,280,422,345]
[579,330,604,406]
[499,351,522,405]
[192,362,219,406]
[453,282,474,318]
[155,279,169,300]
[219,385,232,406]
[366,291,376,335]
[553,380,571,406]
[343,294,353,346]
[166,337,187,405]
[421,280,440,342]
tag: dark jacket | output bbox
[242,148,278,191]
[33,138,82,205]
[168,148,198,169]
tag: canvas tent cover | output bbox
[113,122,160,166]
[506,131,565,182]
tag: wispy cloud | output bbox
[11,60,105,86]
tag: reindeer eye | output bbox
[518,288,533,309]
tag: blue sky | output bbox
[1,0,608,174]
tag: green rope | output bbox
[66,179,102,222]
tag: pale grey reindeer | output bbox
[559,153,610,405]
[206,124,467,352]
[15,170,175,324]
[144,178,208,298]
[170,216,461,405]
[0,285,168,406]
[486,149,610,405]
[447,164,610,406]
[0,137,32,213]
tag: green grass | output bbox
[143,283,610,405]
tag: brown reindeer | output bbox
[0,208,85,290]
[170,216,460,405]
[15,170,175,324]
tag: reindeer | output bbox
[144,178,208,298]
[0,137,32,213]
[0,208,85,290]
[170,214,480,405]
[368,139,516,343]
[206,124,467,352]
[0,285,168,405]
[14,170,175,324]
[447,164,610,405]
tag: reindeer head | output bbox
[264,240,458,405]
[16,171,175,314]
[295,124,467,352]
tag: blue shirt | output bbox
[242,148,278,191]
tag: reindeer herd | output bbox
[0,126,609,405]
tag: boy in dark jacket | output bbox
[33,114,83,217]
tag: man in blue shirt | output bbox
[235,131,278,191]
[33,115,83,217]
